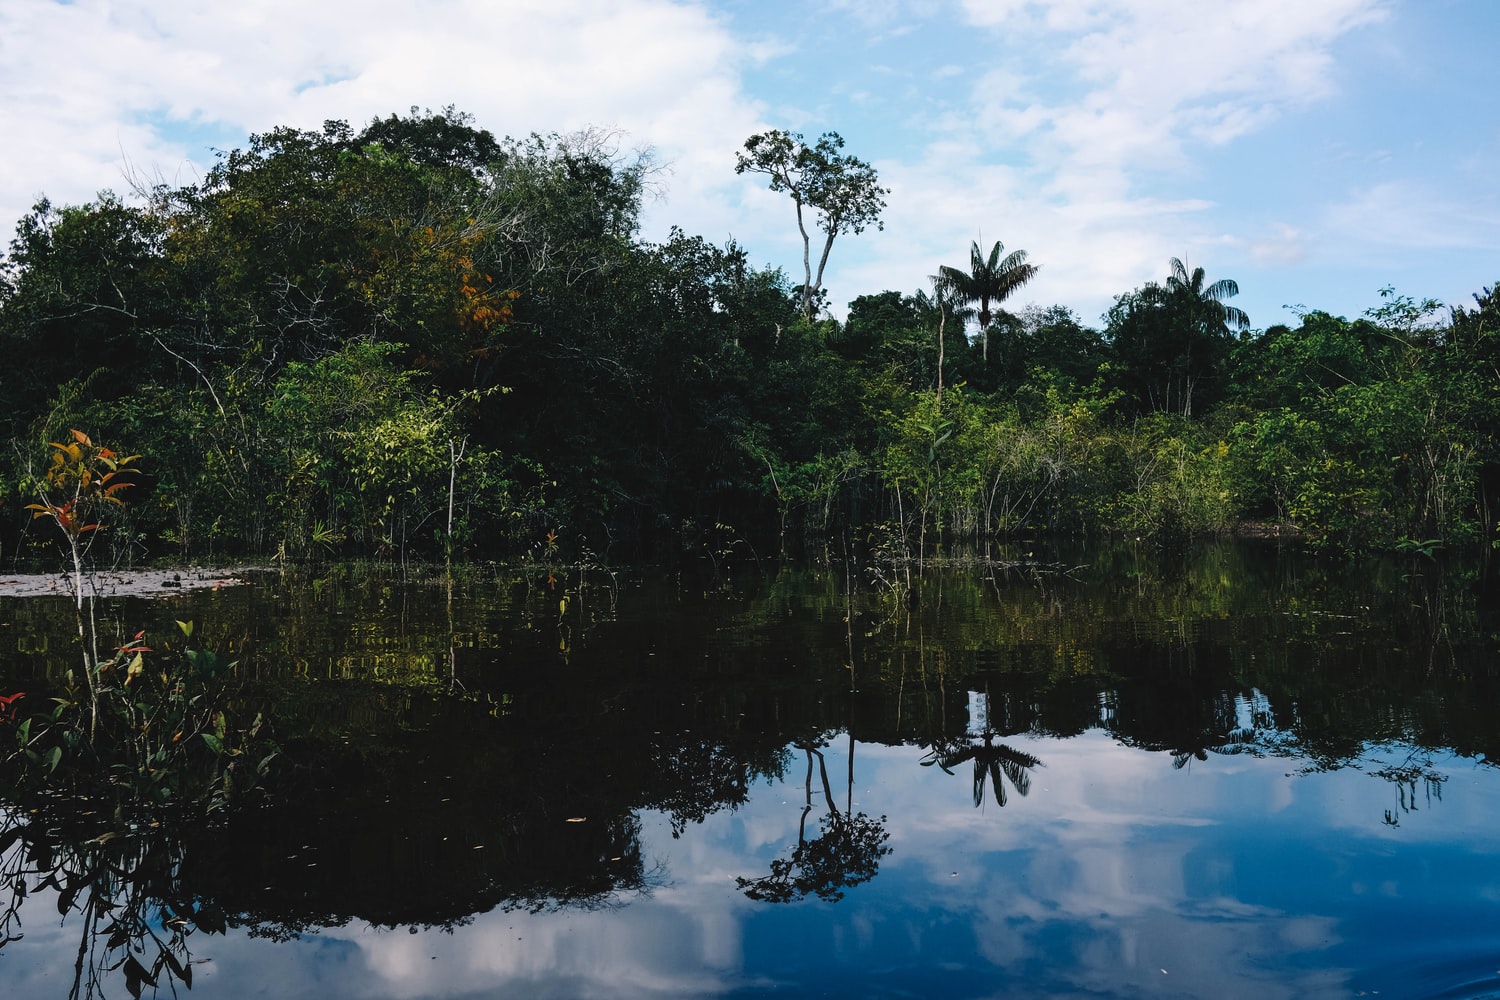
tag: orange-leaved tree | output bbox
[25,430,140,727]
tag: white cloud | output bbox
[1250,223,1309,267]
[0,0,762,251]
[875,0,1392,318]
[957,0,1390,175]
[1323,180,1500,254]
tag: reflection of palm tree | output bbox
[1172,747,1206,769]
[1158,728,1242,771]
[736,743,891,904]
[921,733,1043,808]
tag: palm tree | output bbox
[1114,258,1250,417]
[1159,257,1249,334]
[937,239,1039,363]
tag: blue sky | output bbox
[2,0,1496,329]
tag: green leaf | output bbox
[176,620,194,638]
[201,733,224,754]
[43,746,62,773]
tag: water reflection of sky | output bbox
[13,715,1498,1000]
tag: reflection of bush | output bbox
[0,784,234,997]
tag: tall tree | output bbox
[1156,257,1249,335]
[936,239,1039,363]
[735,130,887,321]
[1109,258,1248,417]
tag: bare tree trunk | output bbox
[936,306,947,404]
[794,198,814,319]
[446,435,467,568]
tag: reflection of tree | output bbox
[919,683,1044,809]
[1112,683,1247,772]
[736,743,890,903]
[1372,749,1447,828]
[646,737,771,838]
[921,732,1043,808]
[0,807,206,1000]
[1167,730,1258,770]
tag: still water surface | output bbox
[2,541,1499,998]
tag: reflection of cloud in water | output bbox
[963,851,1346,998]
[847,732,1364,998]
[9,733,1496,998]
[315,895,749,999]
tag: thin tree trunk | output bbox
[936,305,946,404]
[794,198,814,319]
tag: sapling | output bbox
[25,430,140,739]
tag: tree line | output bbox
[1,107,1496,563]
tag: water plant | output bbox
[7,431,277,819]
[1,431,279,997]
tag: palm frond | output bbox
[940,238,1040,329]
[1203,278,1240,303]
[1161,256,1249,332]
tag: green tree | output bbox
[936,238,1039,364]
[912,279,973,403]
[1440,283,1500,541]
[0,195,177,439]
[1109,259,1248,418]
[1158,257,1249,335]
[735,130,887,320]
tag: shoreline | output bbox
[0,568,262,599]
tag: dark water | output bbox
[2,541,1500,999]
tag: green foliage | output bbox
[1111,417,1236,538]
[1101,280,1500,550]
[0,195,176,442]
[6,433,278,834]
[0,619,278,998]
[1107,258,1247,418]
[0,107,1495,559]
[935,238,1039,364]
[736,129,887,319]
[4,620,277,820]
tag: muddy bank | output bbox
[0,568,263,599]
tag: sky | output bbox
[1,0,1497,330]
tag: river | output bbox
[1,540,1497,998]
